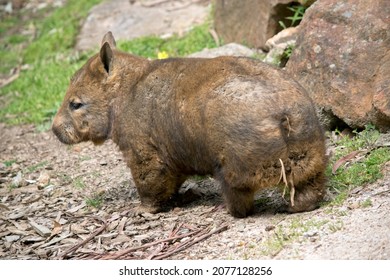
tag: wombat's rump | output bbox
[52,32,327,218]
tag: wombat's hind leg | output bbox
[287,172,326,213]
[221,180,255,218]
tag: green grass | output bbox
[3,159,17,167]
[86,194,103,208]
[0,0,103,125]
[327,125,390,205]
[25,161,48,173]
[260,217,332,256]
[279,4,307,30]
[73,177,86,189]
[0,13,24,74]
[118,23,217,59]
[0,4,216,125]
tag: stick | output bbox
[57,219,107,259]
[99,229,202,260]
[152,223,229,260]
[146,223,183,259]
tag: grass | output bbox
[327,125,390,205]
[25,161,48,173]
[118,23,217,59]
[0,0,103,125]
[73,177,86,189]
[3,159,17,167]
[85,194,103,208]
[278,4,307,30]
[260,217,332,256]
[0,2,216,125]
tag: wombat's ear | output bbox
[101,31,117,49]
[100,42,113,74]
[100,32,117,74]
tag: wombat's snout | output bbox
[52,116,78,145]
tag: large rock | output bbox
[286,0,390,131]
[188,43,255,58]
[213,0,311,49]
[76,0,210,50]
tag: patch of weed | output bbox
[25,161,48,173]
[0,0,102,124]
[86,194,103,208]
[328,220,344,233]
[3,159,17,167]
[279,4,307,29]
[360,198,373,208]
[261,217,328,256]
[119,23,217,59]
[332,124,380,157]
[1,7,216,125]
[326,125,389,205]
[73,177,86,189]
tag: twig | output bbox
[146,222,183,259]
[141,0,172,7]
[98,228,202,260]
[57,218,107,259]
[200,204,224,216]
[152,223,229,260]
[0,66,20,88]
[372,189,390,196]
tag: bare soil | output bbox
[1,123,389,260]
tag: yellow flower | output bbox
[157,51,169,59]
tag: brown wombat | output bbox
[52,32,327,218]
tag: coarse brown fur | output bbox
[52,32,327,218]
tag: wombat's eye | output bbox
[69,101,84,111]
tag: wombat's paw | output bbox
[227,203,254,218]
[131,204,161,217]
[286,202,318,213]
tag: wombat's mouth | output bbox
[52,124,82,145]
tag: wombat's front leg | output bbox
[123,150,183,214]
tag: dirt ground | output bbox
[1,123,389,260]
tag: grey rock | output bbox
[76,0,210,51]
[188,43,256,58]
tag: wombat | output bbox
[52,32,327,218]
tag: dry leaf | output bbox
[51,220,62,237]
[67,202,86,213]
[0,203,10,211]
[332,150,361,174]
[70,224,89,234]
[5,235,21,242]
[28,219,51,237]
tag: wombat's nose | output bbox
[51,114,68,143]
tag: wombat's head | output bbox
[52,32,117,145]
